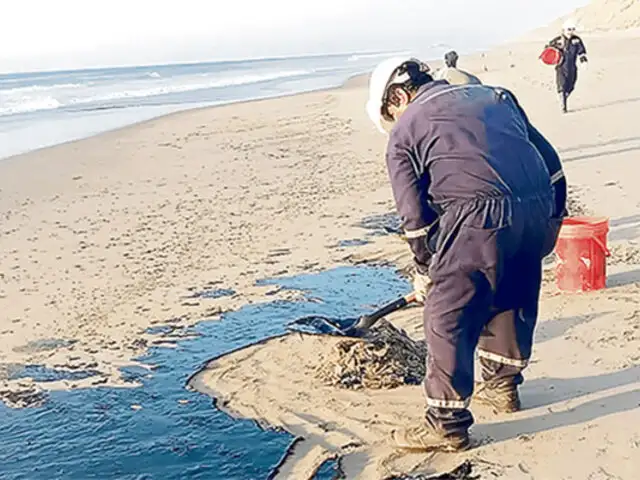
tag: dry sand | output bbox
[1,7,640,479]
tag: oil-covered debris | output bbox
[315,320,426,390]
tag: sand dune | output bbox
[542,0,640,34]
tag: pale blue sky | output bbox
[1,0,588,73]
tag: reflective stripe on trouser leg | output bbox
[477,348,528,368]
[477,309,531,371]
[424,392,471,410]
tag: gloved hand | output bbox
[579,55,588,63]
[413,272,432,303]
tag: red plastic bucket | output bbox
[539,47,563,66]
[554,217,610,292]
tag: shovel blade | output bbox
[285,316,360,336]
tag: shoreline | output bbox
[0,37,508,163]
[0,72,371,163]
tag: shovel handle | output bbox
[352,292,417,331]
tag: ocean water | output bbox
[0,265,410,479]
[0,51,414,160]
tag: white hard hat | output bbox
[366,56,415,134]
[563,19,577,31]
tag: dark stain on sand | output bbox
[0,265,409,479]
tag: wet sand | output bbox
[1,12,640,480]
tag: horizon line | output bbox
[0,48,414,78]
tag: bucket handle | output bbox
[592,235,611,257]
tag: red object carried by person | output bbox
[539,46,563,65]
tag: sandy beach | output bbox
[2,1,640,477]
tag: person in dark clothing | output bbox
[433,50,482,85]
[444,50,459,68]
[365,57,566,452]
[547,20,588,113]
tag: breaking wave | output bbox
[0,96,63,115]
[348,51,412,62]
[0,69,313,117]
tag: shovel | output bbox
[285,292,417,337]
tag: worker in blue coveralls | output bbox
[547,19,588,113]
[365,56,567,451]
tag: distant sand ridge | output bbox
[539,0,640,34]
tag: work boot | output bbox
[391,407,472,452]
[473,381,521,414]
